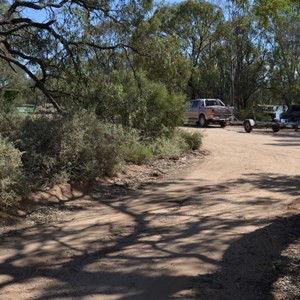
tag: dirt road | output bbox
[0,127,299,300]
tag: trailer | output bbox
[243,119,299,133]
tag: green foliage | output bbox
[121,129,154,164]
[131,75,186,138]
[0,136,24,209]
[0,112,24,138]
[59,112,126,181]
[1,0,300,116]
[179,130,203,151]
[132,18,191,94]
[0,89,19,113]
[167,0,224,99]
[252,0,297,26]
[123,141,154,165]
[123,128,203,163]
[266,1,300,106]
[13,115,62,185]
[152,136,184,159]
[152,128,202,158]
[83,69,186,138]
[90,69,142,126]
[13,112,127,186]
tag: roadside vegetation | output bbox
[0,111,202,209]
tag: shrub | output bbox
[59,112,127,181]
[152,129,202,158]
[13,111,127,186]
[0,112,24,138]
[0,136,24,209]
[179,130,203,151]
[152,135,184,158]
[132,77,186,138]
[151,129,187,158]
[10,111,203,189]
[12,115,62,185]
[121,129,154,164]
[88,71,186,138]
[124,141,154,164]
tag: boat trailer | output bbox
[243,119,300,133]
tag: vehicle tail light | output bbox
[210,108,215,117]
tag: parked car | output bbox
[186,98,233,128]
[280,104,300,122]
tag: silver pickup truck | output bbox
[186,98,233,127]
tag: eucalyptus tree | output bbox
[264,2,300,105]
[232,0,300,105]
[0,0,153,111]
[221,1,270,108]
[161,0,225,99]
[131,3,191,95]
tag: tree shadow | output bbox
[0,173,299,299]
[195,214,300,300]
[230,173,300,197]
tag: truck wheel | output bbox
[220,121,226,128]
[199,115,207,128]
[244,120,253,133]
[272,124,280,132]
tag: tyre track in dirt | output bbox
[0,127,299,300]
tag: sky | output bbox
[22,0,228,23]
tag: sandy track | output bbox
[0,127,299,300]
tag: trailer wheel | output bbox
[272,124,280,132]
[244,120,253,133]
[220,121,226,128]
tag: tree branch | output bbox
[0,52,62,111]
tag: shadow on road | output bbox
[0,173,299,299]
[195,214,300,300]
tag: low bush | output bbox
[124,141,154,164]
[121,129,153,164]
[59,112,126,181]
[0,136,24,209]
[122,128,203,163]
[179,130,203,151]
[12,115,62,186]
[12,111,127,186]
[9,110,203,192]
[152,135,185,158]
[0,112,24,138]
[152,129,202,158]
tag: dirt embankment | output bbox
[0,126,299,300]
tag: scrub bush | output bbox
[124,141,154,164]
[13,111,127,186]
[179,130,203,151]
[153,129,203,158]
[0,136,24,209]
[0,112,24,138]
